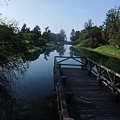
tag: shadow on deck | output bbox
[54,56,120,120]
[62,68,120,120]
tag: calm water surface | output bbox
[12,45,72,120]
[1,45,120,120]
[19,45,70,100]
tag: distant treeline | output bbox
[21,24,67,46]
[70,6,120,48]
[0,20,67,48]
[0,20,67,64]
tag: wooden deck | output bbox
[54,56,120,120]
[61,68,120,120]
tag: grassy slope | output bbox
[28,44,41,53]
[74,44,120,59]
[46,42,55,48]
[28,42,55,53]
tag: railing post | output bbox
[114,93,120,103]
[97,77,103,86]
[59,64,61,69]
[61,76,68,85]
[81,65,84,70]
[87,60,92,76]
[84,58,88,70]
[88,69,91,76]
[113,75,117,92]
[65,92,74,104]
[60,70,63,76]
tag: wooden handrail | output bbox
[87,58,120,77]
[54,56,120,119]
[55,56,120,93]
[54,57,74,120]
[86,58,120,93]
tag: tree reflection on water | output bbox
[0,45,67,120]
[70,46,120,73]
[0,57,29,120]
[55,45,66,56]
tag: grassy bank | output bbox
[46,42,55,48]
[27,44,41,53]
[74,44,120,59]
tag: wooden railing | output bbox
[54,56,120,119]
[54,56,74,120]
[86,58,120,94]
[55,56,87,69]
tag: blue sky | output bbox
[0,0,120,39]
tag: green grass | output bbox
[46,42,55,48]
[93,45,120,58]
[74,44,83,49]
[27,44,41,53]
[95,45,120,54]
[74,44,120,59]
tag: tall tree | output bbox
[77,19,102,48]
[45,26,49,32]
[70,29,80,43]
[103,6,120,47]
[42,26,51,41]
[21,23,30,33]
[33,25,41,37]
[84,19,94,30]
[70,29,75,41]
[60,29,67,43]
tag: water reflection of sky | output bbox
[19,45,73,100]
[1,45,120,119]
[8,45,73,119]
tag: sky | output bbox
[0,0,120,40]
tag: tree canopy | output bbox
[71,6,120,48]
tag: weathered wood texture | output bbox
[54,56,120,120]
[61,68,120,120]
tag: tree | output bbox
[23,33,37,44]
[79,29,88,41]
[45,26,49,32]
[60,29,67,43]
[70,29,75,41]
[21,23,30,33]
[36,38,47,46]
[84,19,94,30]
[77,19,102,48]
[75,31,80,41]
[33,25,41,37]
[21,23,26,33]
[42,26,51,41]
[90,26,102,44]
[0,21,20,45]
[70,29,80,43]
[0,20,30,55]
[102,6,120,47]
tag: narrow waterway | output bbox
[1,45,120,120]
[4,45,73,120]
[18,45,71,101]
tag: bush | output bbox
[34,38,47,47]
[81,38,98,48]
[108,39,116,46]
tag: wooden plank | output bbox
[61,68,120,120]
[54,56,120,120]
